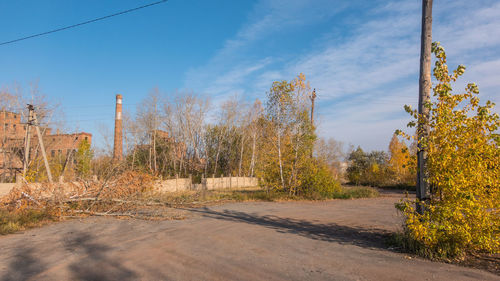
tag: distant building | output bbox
[0,110,92,181]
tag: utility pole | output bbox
[310,88,317,158]
[310,88,316,127]
[27,105,53,183]
[22,106,33,178]
[417,0,433,214]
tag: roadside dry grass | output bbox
[149,185,380,206]
[0,185,379,235]
[0,208,55,235]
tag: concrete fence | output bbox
[0,183,17,197]
[154,176,259,193]
[0,176,260,197]
[203,177,259,191]
[154,178,192,192]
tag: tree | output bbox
[266,80,293,189]
[346,147,390,187]
[398,42,500,258]
[315,137,345,179]
[388,134,412,184]
[213,96,239,176]
[261,74,320,195]
[136,89,162,173]
[162,92,210,176]
[76,139,93,178]
[247,99,264,177]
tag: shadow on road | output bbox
[64,232,137,281]
[1,247,46,281]
[191,207,392,250]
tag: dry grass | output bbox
[147,185,379,206]
[0,174,379,235]
[0,208,55,235]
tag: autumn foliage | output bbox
[397,42,500,258]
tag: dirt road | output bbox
[0,191,498,281]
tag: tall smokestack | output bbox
[113,94,123,161]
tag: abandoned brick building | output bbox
[0,110,92,181]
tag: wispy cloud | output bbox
[183,0,348,100]
[183,0,500,150]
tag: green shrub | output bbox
[297,159,341,199]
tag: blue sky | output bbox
[1,0,499,151]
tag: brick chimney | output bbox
[113,94,123,161]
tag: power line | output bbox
[0,0,168,46]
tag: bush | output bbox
[397,42,500,259]
[333,186,379,199]
[0,208,55,235]
[297,159,341,198]
[346,147,392,187]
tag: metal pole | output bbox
[417,0,433,214]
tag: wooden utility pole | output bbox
[309,88,317,158]
[28,105,53,183]
[310,89,316,127]
[417,0,433,214]
[22,105,33,178]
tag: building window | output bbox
[84,136,88,141]
[51,150,55,157]
[13,124,16,131]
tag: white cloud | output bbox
[183,0,348,102]
[183,0,500,150]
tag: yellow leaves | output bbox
[399,42,500,258]
[388,134,413,184]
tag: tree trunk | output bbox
[238,135,245,177]
[214,133,222,176]
[153,129,157,173]
[289,133,300,195]
[250,131,256,177]
[277,106,285,190]
[148,139,152,172]
[417,0,433,214]
[131,147,136,169]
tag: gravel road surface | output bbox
[0,191,498,280]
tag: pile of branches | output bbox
[0,170,162,219]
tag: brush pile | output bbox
[0,171,159,218]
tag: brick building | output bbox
[0,110,92,181]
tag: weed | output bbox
[0,208,55,235]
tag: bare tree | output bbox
[136,89,162,173]
[162,91,210,176]
[315,137,345,179]
[213,96,239,176]
[248,99,264,177]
